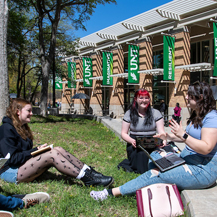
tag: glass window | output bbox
[124,79,135,112]
[102,87,110,115]
[124,56,128,73]
[202,40,210,62]
[153,50,163,69]
[191,43,197,64]
[190,71,200,83]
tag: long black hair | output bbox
[129,89,153,126]
[187,81,216,128]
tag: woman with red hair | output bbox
[118,89,166,174]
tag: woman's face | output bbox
[17,104,33,125]
[136,95,150,110]
[185,94,197,110]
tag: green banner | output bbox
[163,35,175,81]
[67,62,76,88]
[55,75,62,89]
[102,52,113,85]
[213,23,217,76]
[128,45,139,84]
[83,57,92,87]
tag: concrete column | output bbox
[90,52,102,115]
[169,28,191,123]
[73,58,84,113]
[138,38,153,103]
[110,46,125,117]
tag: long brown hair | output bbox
[6,98,33,140]
[187,81,216,128]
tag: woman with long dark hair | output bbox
[90,81,217,201]
[0,98,113,187]
[118,88,166,174]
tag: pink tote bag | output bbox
[136,183,184,217]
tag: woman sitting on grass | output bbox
[0,98,113,187]
[118,88,166,174]
[90,81,217,200]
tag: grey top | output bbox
[123,108,163,136]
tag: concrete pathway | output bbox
[97,116,217,217]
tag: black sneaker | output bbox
[89,166,104,177]
[81,168,114,187]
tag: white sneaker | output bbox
[0,211,14,217]
[13,192,50,208]
[90,189,108,201]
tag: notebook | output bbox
[136,136,163,149]
[137,144,185,172]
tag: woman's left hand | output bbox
[38,143,48,150]
[169,119,185,139]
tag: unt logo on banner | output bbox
[130,46,139,82]
[130,47,139,71]
[84,59,91,77]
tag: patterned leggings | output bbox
[17,146,84,182]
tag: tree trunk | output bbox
[40,61,50,116]
[0,0,9,121]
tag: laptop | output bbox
[136,139,185,172]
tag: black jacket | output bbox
[0,117,37,170]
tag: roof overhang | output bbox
[175,63,212,72]
[96,33,117,40]
[122,22,144,32]
[89,76,103,80]
[110,73,128,78]
[156,9,180,21]
[79,41,96,47]
[138,68,164,75]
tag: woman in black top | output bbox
[0,98,113,187]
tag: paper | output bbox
[0,153,10,169]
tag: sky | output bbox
[75,0,172,39]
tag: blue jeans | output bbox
[0,194,24,210]
[120,148,217,195]
[0,167,19,183]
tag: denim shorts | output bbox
[0,167,19,184]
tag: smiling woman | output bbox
[118,88,166,174]
[0,98,113,187]
[90,81,217,202]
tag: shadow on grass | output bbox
[35,171,83,187]
[30,115,93,124]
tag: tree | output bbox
[0,0,9,120]
[29,0,116,116]
[7,1,42,101]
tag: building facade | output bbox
[61,0,217,123]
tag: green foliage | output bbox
[0,116,138,216]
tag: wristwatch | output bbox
[182,133,189,140]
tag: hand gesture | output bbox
[169,119,185,139]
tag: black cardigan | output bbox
[0,117,37,170]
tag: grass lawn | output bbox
[0,116,139,217]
